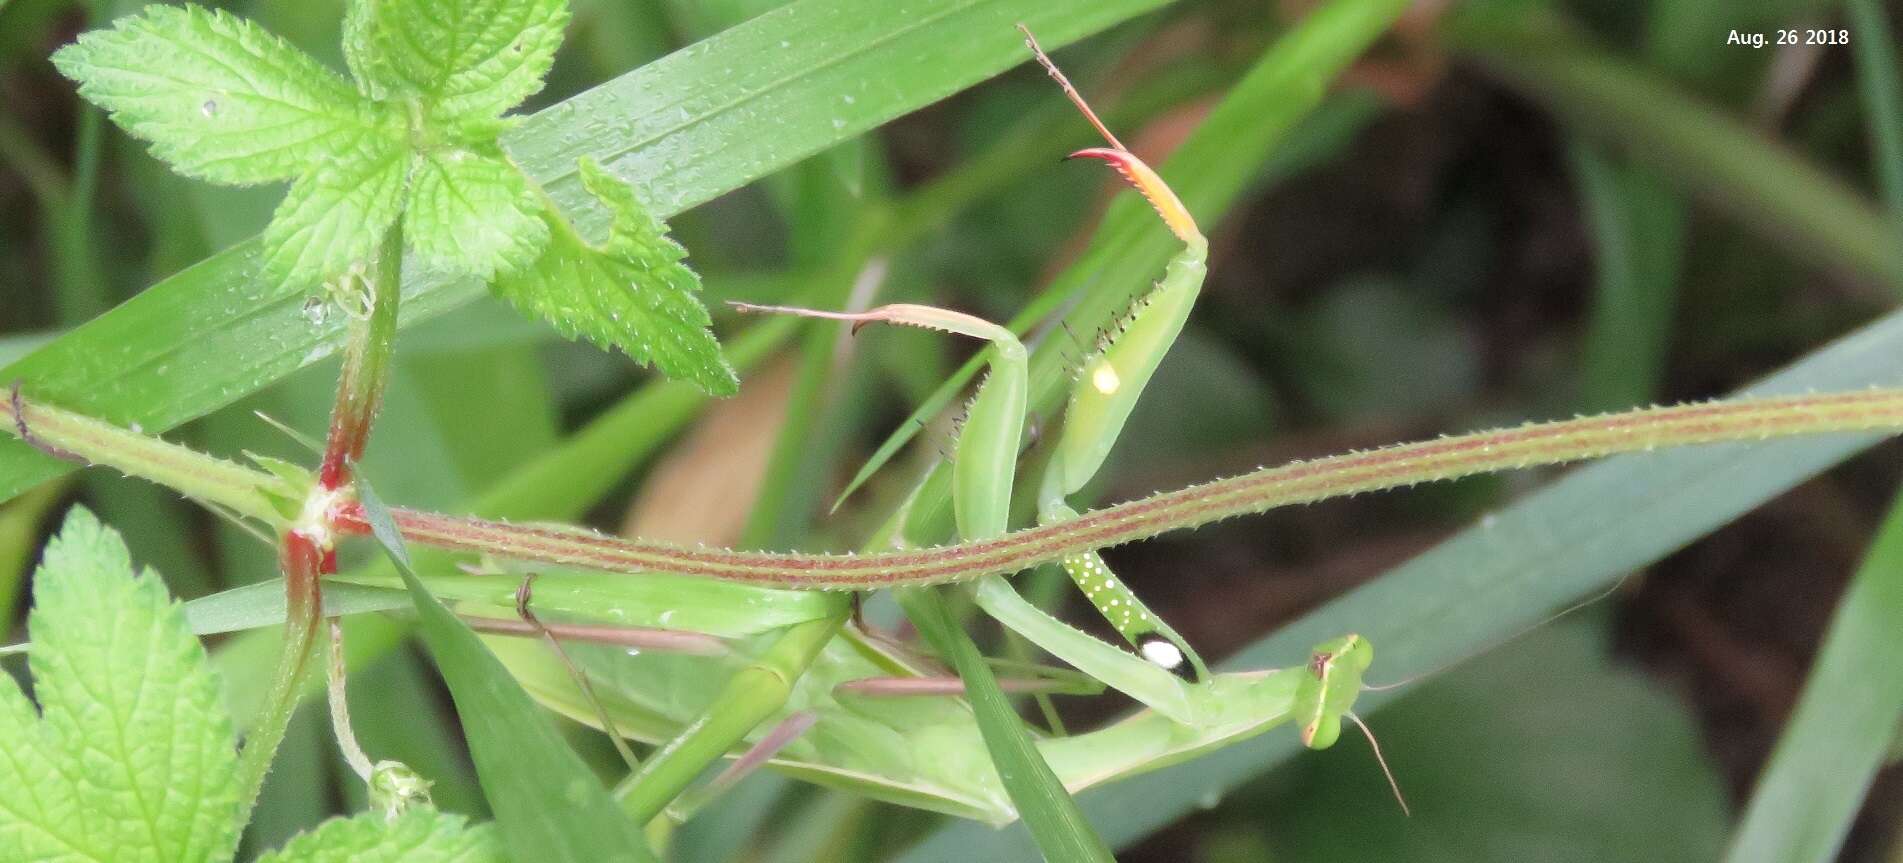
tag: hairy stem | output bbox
[235,530,323,822]
[1,390,284,522]
[330,390,1903,588]
[13,383,1903,592]
[237,222,404,825]
[319,229,404,490]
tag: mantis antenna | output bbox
[1359,572,1637,692]
[1345,711,1410,816]
[516,573,643,771]
[1016,24,1127,152]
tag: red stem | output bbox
[317,231,403,492]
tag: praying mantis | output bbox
[427,28,1391,824]
[16,16,1903,831]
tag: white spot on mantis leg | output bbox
[1138,637,1185,672]
[1090,362,1120,394]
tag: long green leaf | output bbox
[898,304,1903,858]
[1722,486,1903,863]
[355,480,655,863]
[1721,5,1903,861]
[1848,0,1903,216]
[1569,147,1682,413]
[907,588,1114,862]
[0,0,1174,504]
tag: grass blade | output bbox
[1722,486,1903,863]
[1568,146,1683,413]
[1849,0,1903,216]
[0,0,1174,505]
[355,479,655,863]
[1723,6,1903,861]
[906,588,1115,863]
[898,303,1903,859]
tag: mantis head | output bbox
[1293,633,1373,750]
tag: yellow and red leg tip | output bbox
[1066,147,1201,245]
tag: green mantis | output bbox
[447,28,1384,822]
[0,22,1397,829]
[737,27,1239,714]
[403,562,1381,824]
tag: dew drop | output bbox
[201,99,218,117]
[1198,790,1222,810]
[831,117,845,130]
[301,296,331,326]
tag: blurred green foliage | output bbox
[2,0,1902,859]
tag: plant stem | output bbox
[320,228,404,490]
[327,618,375,781]
[235,529,324,822]
[613,606,847,824]
[18,383,1903,593]
[236,221,404,825]
[332,389,1903,588]
[0,392,284,523]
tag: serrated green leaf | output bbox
[340,0,381,99]
[0,507,240,863]
[405,148,548,279]
[349,0,570,121]
[0,645,76,861]
[495,158,736,395]
[260,131,412,291]
[256,809,502,863]
[1,0,1175,502]
[51,4,379,185]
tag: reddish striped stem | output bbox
[324,389,1903,589]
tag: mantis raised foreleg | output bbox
[737,28,1216,719]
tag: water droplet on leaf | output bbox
[301,296,331,326]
